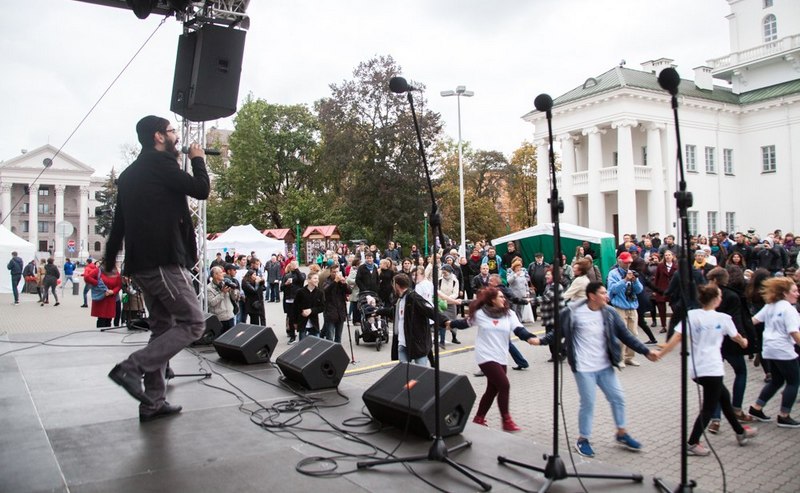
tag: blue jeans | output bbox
[574,366,626,439]
[398,345,429,366]
[509,341,529,368]
[321,320,343,343]
[11,274,21,303]
[712,352,748,419]
[756,358,800,414]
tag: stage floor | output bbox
[1,328,679,493]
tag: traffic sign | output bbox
[68,239,76,248]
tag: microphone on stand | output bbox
[657,67,681,96]
[389,76,421,94]
[181,146,222,156]
[534,93,553,116]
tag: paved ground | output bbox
[2,280,799,492]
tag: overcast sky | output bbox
[1,0,731,177]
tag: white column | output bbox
[645,123,667,235]
[28,184,39,250]
[582,126,605,231]
[79,185,90,262]
[557,133,577,224]
[54,185,65,261]
[536,139,549,225]
[613,119,638,237]
[0,182,11,225]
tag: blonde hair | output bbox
[760,277,796,304]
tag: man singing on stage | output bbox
[105,115,210,422]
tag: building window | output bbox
[642,146,647,166]
[22,221,29,233]
[761,145,776,172]
[763,0,773,8]
[38,187,50,196]
[686,145,697,172]
[21,203,29,213]
[707,211,718,236]
[94,241,102,252]
[37,203,50,214]
[38,221,49,233]
[612,151,619,166]
[763,15,777,42]
[705,147,716,174]
[725,212,736,233]
[723,149,734,175]
[687,211,698,236]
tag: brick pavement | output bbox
[2,289,798,492]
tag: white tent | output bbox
[206,224,286,263]
[0,225,37,294]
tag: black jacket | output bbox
[294,286,325,333]
[242,278,266,315]
[105,150,210,274]
[7,256,23,276]
[356,263,380,293]
[323,277,349,323]
[378,289,447,361]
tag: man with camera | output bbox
[607,251,644,367]
[207,265,238,334]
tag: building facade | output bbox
[0,145,105,262]
[525,0,800,240]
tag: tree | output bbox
[206,96,319,232]
[506,141,539,227]
[315,55,443,243]
[94,168,117,237]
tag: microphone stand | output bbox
[497,95,643,492]
[653,68,698,493]
[357,86,491,492]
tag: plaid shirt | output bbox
[539,283,565,328]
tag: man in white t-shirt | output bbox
[534,281,658,458]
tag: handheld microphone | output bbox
[181,146,222,156]
[389,77,420,94]
[657,67,681,96]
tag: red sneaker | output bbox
[502,416,521,432]
[472,415,488,426]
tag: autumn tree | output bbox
[506,141,538,227]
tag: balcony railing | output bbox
[708,34,800,71]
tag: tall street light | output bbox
[423,211,429,257]
[295,219,301,265]
[440,85,474,257]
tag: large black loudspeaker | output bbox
[191,313,222,346]
[170,24,246,121]
[213,323,277,365]
[362,363,476,439]
[275,337,349,390]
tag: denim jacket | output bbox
[539,299,651,372]
[607,266,643,310]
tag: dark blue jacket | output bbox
[539,299,651,372]
[7,256,23,276]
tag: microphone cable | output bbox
[0,15,170,227]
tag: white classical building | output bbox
[525,0,800,240]
[0,145,106,262]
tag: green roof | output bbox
[545,66,799,110]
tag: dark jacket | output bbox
[105,150,210,274]
[43,263,60,283]
[356,263,380,293]
[294,286,325,333]
[539,299,652,372]
[528,261,550,294]
[323,276,349,323]
[242,277,266,315]
[378,268,395,305]
[471,273,490,295]
[378,289,447,361]
[7,256,23,276]
[718,285,756,356]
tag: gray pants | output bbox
[122,266,204,411]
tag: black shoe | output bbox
[547,358,555,363]
[748,406,772,422]
[54,302,60,306]
[645,340,658,345]
[139,402,182,423]
[81,304,88,308]
[512,365,529,371]
[108,364,153,406]
[473,371,485,377]
[777,415,800,428]
[451,338,461,344]
[288,336,296,344]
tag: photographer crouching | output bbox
[207,265,239,334]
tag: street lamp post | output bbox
[440,85,474,258]
[423,211,429,257]
[295,219,301,265]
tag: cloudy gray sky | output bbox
[1,0,731,177]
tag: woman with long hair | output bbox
[727,251,746,269]
[746,277,800,427]
[746,268,772,378]
[242,269,266,326]
[447,287,537,432]
[709,236,728,267]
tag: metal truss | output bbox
[181,120,208,310]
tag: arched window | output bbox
[94,241,102,252]
[763,14,777,42]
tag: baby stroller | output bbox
[355,291,390,351]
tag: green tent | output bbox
[491,223,617,279]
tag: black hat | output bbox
[224,263,238,271]
[136,115,168,148]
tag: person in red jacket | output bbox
[85,261,122,328]
[81,258,98,308]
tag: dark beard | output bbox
[166,138,180,158]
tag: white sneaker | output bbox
[687,443,710,456]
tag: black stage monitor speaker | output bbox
[170,24,246,122]
[362,363,476,439]
[213,323,277,365]
[192,313,222,346]
[275,337,349,390]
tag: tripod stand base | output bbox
[653,476,696,492]
[499,454,642,493]
[357,438,491,491]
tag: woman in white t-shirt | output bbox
[746,277,800,427]
[447,287,537,432]
[659,285,756,456]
